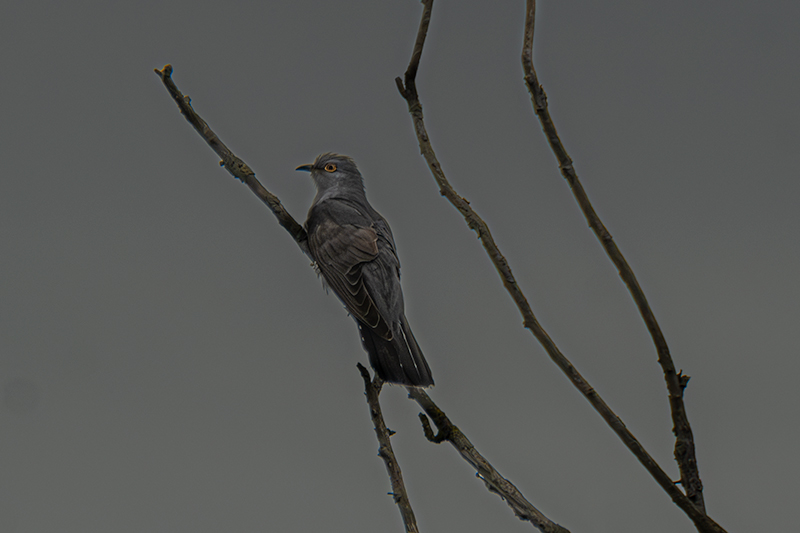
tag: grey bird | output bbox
[296,153,434,387]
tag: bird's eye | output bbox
[324,163,337,172]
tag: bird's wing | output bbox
[308,217,394,341]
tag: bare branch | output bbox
[397,2,726,532]
[358,365,420,533]
[521,2,719,531]
[153,65,309,255]
[407,388,570,533]
[156,64,429,531]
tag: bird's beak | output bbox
[295,164,312,172]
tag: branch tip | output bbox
[154,64,173,79]
[154,63,310,254]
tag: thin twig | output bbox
[521,2,720,532]
[406,388,569,533]
[359,365,420,533]
[153,65,309,255]
[397,2,725,533]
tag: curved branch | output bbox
[407,388,569,533]
[153,65,309,255]
[358,365,420,533]
[521,1,715,528]
[397,2,725,533]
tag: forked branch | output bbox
[521,1,719,531]
[397,2,725,532]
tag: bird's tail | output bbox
[358,316,434,388]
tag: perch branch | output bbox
[155,66,421,529]
[153,65,309,255]
[397,2,725,533]
[359,365,420,533]
[407,387,569,533]
[521,2,719,531]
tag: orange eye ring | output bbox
[324,163,337,172]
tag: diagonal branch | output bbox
[521,0,708,520]
[407,387,570,533]
[397,2,725,533]
[155,64,423,531]
[153,65,309,255]
[359,365,420,533]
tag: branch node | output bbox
[407,387,561,530]
[678,371,691,391]
[394,76,406,96]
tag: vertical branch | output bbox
[521,0,705,513]
[358,365,420,533]
[397,2,726,533]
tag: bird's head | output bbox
[296,153,364,198]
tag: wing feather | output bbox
[308,218,393,340]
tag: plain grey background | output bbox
[2,1,797,531]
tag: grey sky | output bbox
[1,1,797,531]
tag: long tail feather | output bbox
[357,318,433,387]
